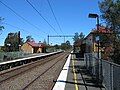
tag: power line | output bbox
[49,35,74,37]
[0,1,48,35]
[4,23,45,39]
[4,23,31,34]
[26,0,59,35]
[48,35,74,45]
[46,0,64,35]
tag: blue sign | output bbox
[96,36,99,41]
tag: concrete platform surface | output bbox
[53,53,106,90]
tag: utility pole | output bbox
[18,31,20,51]
[97,16,100,59]
[48,35,74,44]
[48,35,49,45]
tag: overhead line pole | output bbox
[47,35,74,45]
[48,35,49,45]
[18,31,20,51]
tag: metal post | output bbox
[97,16,103,85]
[97,16,99,59]
[97,16,103,84]
[96,16,100,84]
[97,39,100,83]
[18,31,20,51]
[48,35,49,45]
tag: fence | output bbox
[84,53,98,77]
[84,53,120,90]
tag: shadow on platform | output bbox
[53,80,104,88]
[70,64,105,89]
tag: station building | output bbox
[21,41,46,53]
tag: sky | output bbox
[0,0,101,45]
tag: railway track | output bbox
[0,52,62,83]
[0,52,69,90]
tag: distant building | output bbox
[84,26,113,59]
[21,41,46,53]
[73,39,83,52]
[84,32,93,53]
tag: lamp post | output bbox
[96,36,100,59]
[88,13,102,85]
[88,13,100,59]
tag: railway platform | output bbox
[53,53,105,90]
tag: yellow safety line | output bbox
[72,56,79,90]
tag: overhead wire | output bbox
[3,22,45,39]
[0,0,48,35]
[25,0,59,35]
[46,0,64,35]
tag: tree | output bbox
[61,40,71,50]
[73,32,85,47]
[73,32,79,42]
[73,32,85,42]
[26,35,34,42]
[66,40,70,46]
[79,32,85,40]
[43,39,47,45]
[99,0,120,31]
[4,32,24,52]
[99,0,120,64]
[54,44,60,49]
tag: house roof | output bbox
[84,26,112,40]
[91,26,112,33]
[27,41,45,48]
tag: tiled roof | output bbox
[27,41,45,48]
[92,26,112,33]
[84,26,112,40]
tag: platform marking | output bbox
[52,54,71,90]
[72,55,79,90]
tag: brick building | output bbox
[21,41,46,53]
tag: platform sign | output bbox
[96,36,100,41]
